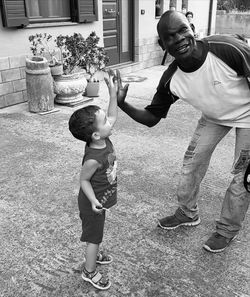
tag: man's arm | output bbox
[116,63,178,127]
[116,70,161,127]
[118,101,161,127]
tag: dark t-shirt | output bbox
[78,138,117,214]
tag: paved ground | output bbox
[0,65,250,297]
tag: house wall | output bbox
[0,0,104,58]
[0,0,217,108]
[132,0,165,70]
[188,0,217,37]
[0,0,103,108]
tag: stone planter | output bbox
[53,72,87,105]
[50,64,63,76]
[86,81,100,97]
[26,56,54,113]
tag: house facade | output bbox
[0,0,217,108]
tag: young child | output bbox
[68,71,118,290]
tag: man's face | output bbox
[186,14,193,23]
[159,13,196,61]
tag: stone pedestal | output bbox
[26,56,54,113]
[54,72,87,106]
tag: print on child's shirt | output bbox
[106,152,117,184]
[100,152,117,206]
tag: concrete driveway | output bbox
[0,65,249,297]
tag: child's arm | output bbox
[104,70,118,128]
[80,159,103,213]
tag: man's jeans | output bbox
[176,116,250,238]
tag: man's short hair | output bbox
[185,11,194,18]
[68,105,100,144]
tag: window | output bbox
[1,0,98,28]
[25,0,71,23]
[155,0,163,18]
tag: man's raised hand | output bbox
[116,70,129,107]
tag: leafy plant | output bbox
[29,33,60,66]
[217,0,250,11]
[55,33,88,74]
[56,31,109,77]
[80,32,110,81]
[29,31,109,76]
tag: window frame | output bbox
[1,0,98,28]
[25,0,72,24]
[155,0,163,19]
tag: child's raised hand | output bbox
[104,69,117,98]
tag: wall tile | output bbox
[22,90,28,101]
[9,55,26,68]
[0,82,14,96]
[0,96,6,108]
[20,67,26,79]
[4,92,24,106]
[13,79,26,92]
[0,57,10,71]
[142,53,152,61]
[2,68,21,82]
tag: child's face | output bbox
[94,109,112,139]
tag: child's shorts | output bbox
[79,212,106,244]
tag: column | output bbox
[182,0,188,13]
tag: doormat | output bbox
[122,75,147,83]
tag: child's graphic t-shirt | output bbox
[78,138,117,214]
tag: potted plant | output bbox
[29,33,63,76]
[52,32,89,105]
[81,32,109,97]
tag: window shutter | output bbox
[1,0,29,27]
[75,0,98,23]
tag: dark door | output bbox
[103,0,133,66]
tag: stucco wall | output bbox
[215,12,250,37]
[133,0,173,68]
[187,0,217,37]
[0,0,104,108]
[0,0,104,58]
[0,0,218,108]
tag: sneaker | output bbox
[203,232,237,253]
[158,210,201,230]
[244,162,250,193]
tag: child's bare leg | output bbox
[85,242,99,272]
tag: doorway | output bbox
[102,0,133,66]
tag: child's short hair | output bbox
[69,105,100,144]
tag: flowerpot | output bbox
[86,81,100,97]
[53,72,87,105]
[50,64,63,76]
[26,56,54,113]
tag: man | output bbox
[117,10,250,253]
